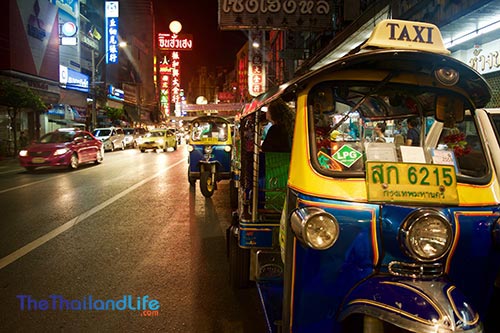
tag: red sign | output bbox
[158,33,193,51]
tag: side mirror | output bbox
[435,96,464,127]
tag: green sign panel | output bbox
[332,145,362,168]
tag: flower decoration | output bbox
[443,131,471,157]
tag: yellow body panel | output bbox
[288,85,500,206]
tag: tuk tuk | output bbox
[187,115,232,197]
[227,19,500,332]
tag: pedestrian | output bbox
[19,131,28,148]
[374,122,386,142]
[261,99,294,152]
[406,118,420,146]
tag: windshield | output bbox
[93,129,111,137]
[191,119,229,142]
[148,131,165,137]
[40,131,75,143]
[308,81,489,182]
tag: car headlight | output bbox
[224,145,231,152]
[54,148,70,156]
[400,209,452,262]
[19,150,28,157]
[158,139,164,144]
[187,145,194,152]
[204,146,213,154]
[290,207,339,250]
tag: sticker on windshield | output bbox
[332,145,363,168]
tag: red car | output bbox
[18,128,104,172]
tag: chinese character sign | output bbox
[105,1,119,64]
[248,31,266,97]
[171,51,181,105]
[159,57,172,117]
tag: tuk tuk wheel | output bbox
[228,225,250,289]
[200,171,215,197]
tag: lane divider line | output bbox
[0,158,186,270]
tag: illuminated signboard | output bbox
[218,0,332,31]
[159,57,172,117]
[248,31,265,97]
[108,85,124,101]
[105,1,119,64]
[158,33,193,51]
[59,65,89,93]
[171,51,181,105]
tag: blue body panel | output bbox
[282,193,500,332]
[188,144,231,175]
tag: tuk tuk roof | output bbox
[242,19,491,117]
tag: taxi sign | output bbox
[366,161,458,204]
[362,19,450,55]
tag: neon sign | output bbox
[105,1,119,64]
[158,33,193,51]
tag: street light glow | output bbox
[169,20,182,34]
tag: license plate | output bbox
[31,157,46,164]
[366,162,458,204]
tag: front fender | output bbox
[339,275,482,333]
[199,160,218,173]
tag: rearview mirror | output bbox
[435,96,464,127]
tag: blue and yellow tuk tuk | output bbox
[228,19,500,332]
[187,115,232,197]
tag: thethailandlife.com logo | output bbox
[16,294,160,317]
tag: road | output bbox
[0,148,266,332]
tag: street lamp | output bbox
[90,42,127,130]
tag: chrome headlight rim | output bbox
[434,67,459,86]
[291,207,340,251]
[400,209,453,262]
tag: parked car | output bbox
[123,127,148,148]
[18,128,103,172]
[137,128,177,152]
[92,126,125,151]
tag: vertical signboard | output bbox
[170,51,181,109]
[159,56,172,117]
[248,31,266,97]
[105,1,119,64]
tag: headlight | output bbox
[158,139,164,144]
[291,207,339,250]
[19,150,28,157]
[204,146,213,154]
[187,145,194,152]
[224,145,232,152]
[400,209,452,262]
[54,148,70,156]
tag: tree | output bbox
[102,105,124,125]
[0,79,46,155]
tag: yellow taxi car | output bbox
[137,128,177,152]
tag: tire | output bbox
[188,173,196,187]
[228,225,250,289]
[174,142,178,151]
[110,143,115,152]
[69,153,79,170]
[230,178,238,210]
[95,149,104,164]
[200,171,215,197]
[140,149,146,153]
[121,142,125,150]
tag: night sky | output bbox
[153,0,247,86]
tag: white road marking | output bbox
[0,158,186,270]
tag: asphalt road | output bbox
[0,147,266,332]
